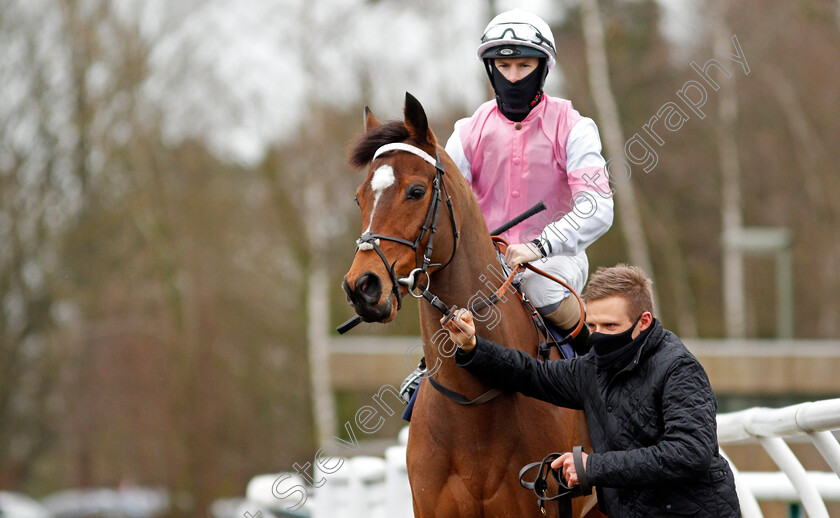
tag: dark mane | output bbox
[348,120,411,169]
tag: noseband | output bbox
[354,142,460,311]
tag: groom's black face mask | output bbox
[589,315,642,354]
[490,60,545,122]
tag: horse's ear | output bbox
[404,92,437,146]
[364,106,380,132]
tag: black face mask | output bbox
[491,62,544,122]
[590,315,643,356]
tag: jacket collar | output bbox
[622,318,665,373]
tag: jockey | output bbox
[401,9,614,404]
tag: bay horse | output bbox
[342,93,603,518]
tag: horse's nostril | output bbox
[355,272,382,305]
[342,278,356,304]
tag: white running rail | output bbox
[718,398,840,517]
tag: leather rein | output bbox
[518,446,592,516]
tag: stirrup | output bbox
[399,357,426,404]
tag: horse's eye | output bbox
[354,195,360,207]
[406,185,427,200]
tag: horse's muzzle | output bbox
[342,271,394,322]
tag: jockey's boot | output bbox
[399,356,426,404]
[544,295,591,356]
[562,320,591,356]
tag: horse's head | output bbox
[343,93,458,323]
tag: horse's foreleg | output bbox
[411,483,482,518]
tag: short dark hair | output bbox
[582,264,655,320]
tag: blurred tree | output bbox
[579,0,659,314]
[0,0,79,488]
[712,0,748,339]
[1,0,318,514]
[724,0,840,337]
[764,66,840,336]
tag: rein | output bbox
[518,446,592,516]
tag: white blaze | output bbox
[371,164,396,193]
[359,165,396,249]
[365,164,395,231]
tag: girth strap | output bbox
[426,375,503,405]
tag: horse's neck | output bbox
[423,170,504,313]
[418,196,536,395]
[425,234,499,312]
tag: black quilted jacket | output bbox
[455,319,741,517]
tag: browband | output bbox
[373,143,437,166]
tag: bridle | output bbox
[354,142,460,313]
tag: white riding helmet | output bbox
[476,9,557,70]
